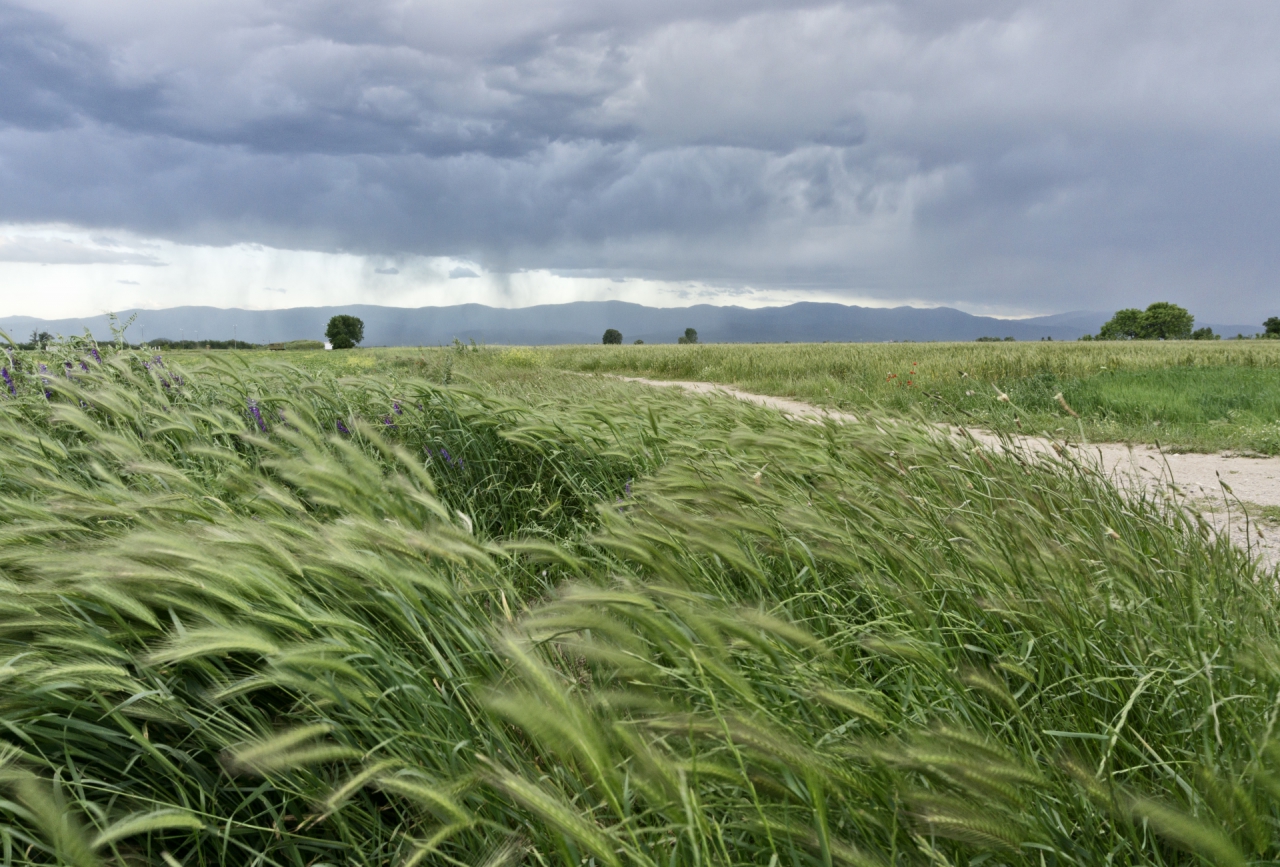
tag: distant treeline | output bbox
[143,338,264,350]
[10,335,329,351]
[11,330,267,351]
[141,338,325,350]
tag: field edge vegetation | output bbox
[0,340,1279,865]
[419,339,1280,455]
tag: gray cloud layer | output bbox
[0,233,166,266]
[2,0,1279,318]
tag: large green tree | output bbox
[602,328,622,344]
[1139,301,1194,340]
[1097,302,1193,340]
[325,315,365,349]
[1265,316,1280,337]
[1097,308,1145,340]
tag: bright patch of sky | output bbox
[0,224,953,318]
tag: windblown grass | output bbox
[415,339,1280,454]
[1,339,1279,865]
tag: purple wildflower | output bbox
[38,363,47,374]
[383,415,395,426]
[1,367,13,396]
[38,363,51,398]
[152,355,164,368]
[90,346,101,363]
[142,361,151,370]
[64,361,73,379]
[80,360,89,372]
[393,401,403,415]
[440,448,450,463]
[248,399,267,432]
[336,419,350,435]
[625,479,632,497]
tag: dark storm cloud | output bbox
[2,0,1280,318]
[0,2,161,131]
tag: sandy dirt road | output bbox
[613,376,1280,567]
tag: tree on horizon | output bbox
[326,315,364,349]
[1097,303,1193,340]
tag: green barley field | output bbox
[447,339,1280,455]
[2,336,1280,866]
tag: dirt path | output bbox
[614,376,1280,567]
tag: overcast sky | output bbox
[1,0,1278,321]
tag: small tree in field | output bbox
[677,328,698,344]
[1265,316,1280,337]
[326,315,364,349]
[602,328,622,345]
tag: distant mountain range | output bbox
[0,302,1265,346]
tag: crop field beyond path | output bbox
[458,339,1280,455]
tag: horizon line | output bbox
[0,299,1093,322]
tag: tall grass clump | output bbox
[1,339,1279,865]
